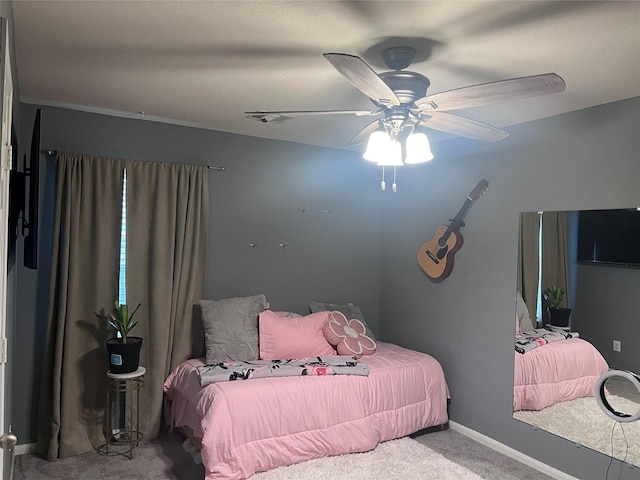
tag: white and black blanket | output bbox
[515,328,580,354]
[196,356,370,387]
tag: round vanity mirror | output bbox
[595,370,640,423]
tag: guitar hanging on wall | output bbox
[418,179,489,282]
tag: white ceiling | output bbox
[11,1,640,151]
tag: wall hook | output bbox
[278,243,287,250]
[248,243,258,249]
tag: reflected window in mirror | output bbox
[517,211,571,328]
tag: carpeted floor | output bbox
[251,436,485,480]
[413,428,552,480]
[514,394,640,468]
[14,427,553,480]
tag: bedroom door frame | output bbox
[0,15,14,479]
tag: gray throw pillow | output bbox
[309,301,376,340]
[516,291,535,332]
[200,294,268,364]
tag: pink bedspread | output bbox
[514,337,608,411]
[164,342,449,480]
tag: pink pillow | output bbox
[323,311,376,359]
[259,310,335,360]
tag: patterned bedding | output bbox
[164,342,449,480]
[196,356,370,386]
[515,328,580,354]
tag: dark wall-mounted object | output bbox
[577,208,640,267]
[8,123,22,263]
[8,109,40,270]
[23,108,40,269]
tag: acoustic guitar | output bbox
[418,179,489,282]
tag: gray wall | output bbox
[380,96,640,479]
[573,263,640,373]
[13,96,640,479]
[13,103,383,444]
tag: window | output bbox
[118,169,127,306]
[536,211,542,321]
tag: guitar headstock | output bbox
[469,179,489,201]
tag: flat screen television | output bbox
[577,208,640,266]
[24,108,40,269]
[8,123,23,263]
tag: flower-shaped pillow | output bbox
[322,311,376,359]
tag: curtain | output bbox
[542,211,570,310]
[517,212,540,324]
[37,153,209,458]
[37,153,123,459]
[124,160,208,437]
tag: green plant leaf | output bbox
[99,300,142,340]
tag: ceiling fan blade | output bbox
[420,111,509,142]
[346,120,382,147]
[323,53,401,107]
[245,109,380,123]
[415,73,566,112]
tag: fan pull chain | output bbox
[381,166,386,191]
[392,167,397,192]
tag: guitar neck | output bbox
[441,197,475,239]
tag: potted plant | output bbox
[96,301,143,374]
[542,286,571,328]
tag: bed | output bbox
[163,296,449,480]
[513,291,609,411]
[513,331,609,411]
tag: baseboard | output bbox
[14,443,37,456]
[449,421,579,480]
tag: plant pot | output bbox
[547,307,571,328]
[106,337,143,374]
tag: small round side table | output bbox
[102,366,145,459]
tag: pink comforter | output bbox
[164,342,449,480]
[513,337,608,411]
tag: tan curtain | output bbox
[125,160,208,438]
[36,152,123,459]
[517,212,540,323]
[542,211,570,311]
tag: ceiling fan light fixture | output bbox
[404,132,434,164]
[377,145,403,166]
[363,131,401,165]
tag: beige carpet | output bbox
[15,428,553,480]
[251,436,484,480]
[514,395,640,467]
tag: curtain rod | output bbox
[42,150,225,171]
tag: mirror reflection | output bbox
[513,210,640,468]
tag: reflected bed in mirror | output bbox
[513,209,640,469]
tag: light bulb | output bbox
[404,132,434,164]
[363,131,403,166]
[363,131,391,163]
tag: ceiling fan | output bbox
[245,46,566,147]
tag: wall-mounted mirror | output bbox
[512,210,640,468]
